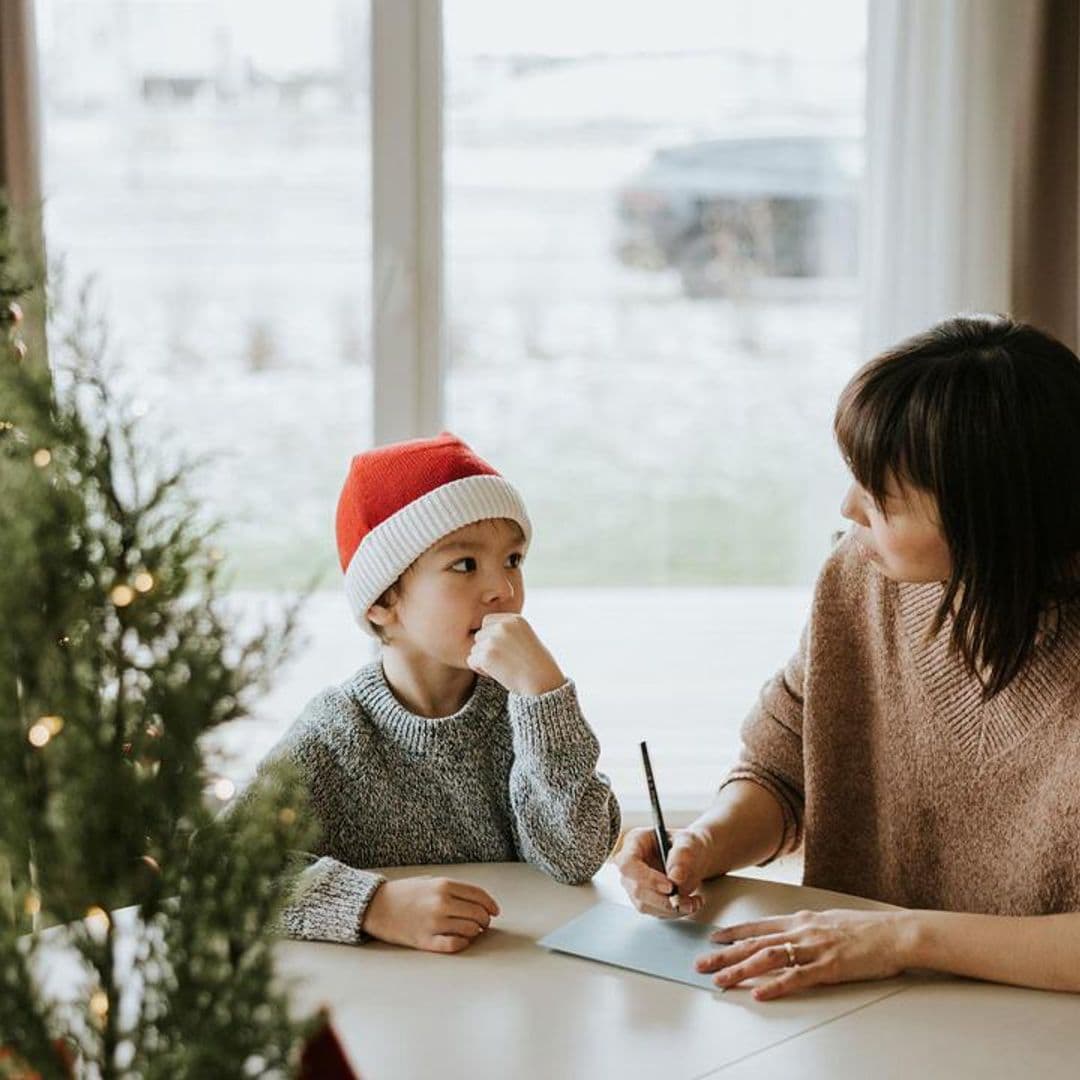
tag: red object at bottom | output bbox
[298,1015,360,1080]
[0,1039,76,1079]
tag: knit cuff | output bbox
[284,858,386,945]
[719,768,803,865]
[507,680,595,756]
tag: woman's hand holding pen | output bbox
[615,826,710,919]
[362,876,500,953]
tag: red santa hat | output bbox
[335,433,531,632]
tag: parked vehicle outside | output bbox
[615,135,860,297]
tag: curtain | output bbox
[863,0,1035,356]
[1011,0,1080,352]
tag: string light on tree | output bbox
[0,199,328,1073]
[27,714,63,747]
[212,777,236,801]
[110,583,135,607]
[86,906,111,947]
[89,990,109,1025]
[86,905,110,932]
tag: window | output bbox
[36,1,867,817]
[37,0,372,780]
[37,0,372,593]
[445,1,866,811]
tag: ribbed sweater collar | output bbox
[897,580,1080,765]
[342,661,505,754]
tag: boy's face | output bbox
[368,518,527,668]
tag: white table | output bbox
[274,862,1080,1079]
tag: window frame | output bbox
[370,0,445,445]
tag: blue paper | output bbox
[539,901,723,991]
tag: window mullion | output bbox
[371,0,444,446]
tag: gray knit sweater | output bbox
[247,662,621,945]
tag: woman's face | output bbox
[840,475,953,583]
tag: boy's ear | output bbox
[365,600,396,629]
[366,583,400,629]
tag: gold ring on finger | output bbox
[784,941,798,967]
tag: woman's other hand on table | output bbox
[696,908,916,999]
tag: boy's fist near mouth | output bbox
[467,614,566,697]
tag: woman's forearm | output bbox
[687,779,787,881]
[905,909,1080,992]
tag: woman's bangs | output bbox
[833,369,910,505]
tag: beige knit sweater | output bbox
[724,534,1080,916]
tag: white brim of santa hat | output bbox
[343,474,532,634]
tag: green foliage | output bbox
[0,202,315,1077]
[137,773,317,1079]
[0,201,34,311]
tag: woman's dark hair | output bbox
[834,313,1080,698]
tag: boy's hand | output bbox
[361,876,500,953]
[467,614,567,697]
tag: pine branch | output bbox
[0,930,69,1080]
[1,197,316,1075]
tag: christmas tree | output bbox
[0,199,336,1077]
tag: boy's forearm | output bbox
[507,682,620,881]
[687,779,788,880]
[904,909,1080,992]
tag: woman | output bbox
[617,313,1080,1000]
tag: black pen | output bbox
[639,740,679,909]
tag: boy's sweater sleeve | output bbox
[506,680,621,884]
[277,855,385,945]
[719,623,809,862]
[234,699,386,946]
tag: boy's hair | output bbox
[365,518,527,642]
[834,313,1080,698]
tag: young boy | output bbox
[254,433,620,953]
